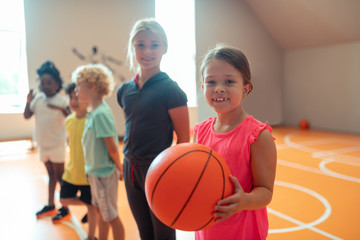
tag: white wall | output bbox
[2,1,359,141]
[195,0,283,125]
[284,41,360,133]
[0,114,34,141]
[0,0,154,141]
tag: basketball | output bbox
[299,119,309,130]
[145,143,233,231]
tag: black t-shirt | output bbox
[117,72,188,163]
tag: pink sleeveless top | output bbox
[194,116,273,240]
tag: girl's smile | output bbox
[212,97,230,103]
[202,59,248,114]
[133,30,166,71]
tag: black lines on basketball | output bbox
[144,143,233,231]
[150,149,212,208]
[170,149,213,227]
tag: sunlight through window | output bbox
[155,0,197,107]
[0,0,28,113]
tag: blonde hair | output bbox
[72,63,114,97]
[127,18,168,73]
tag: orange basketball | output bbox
[299,119,309,130]
[145,143,233,231]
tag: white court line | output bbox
[62,216,88,240]
[282,132,360,183]
[299,138,360,146]
[313,146,360,158]
[274,131,359,238]
[284,133,360,155]
[277,159,326,175]
[319,158,360,183]
[278,157,360,183]
[276,138,341,150]
[284,132,360,158]
[269,181,342,240]
[284,134,320,153]
[284,134,360,147]
[268,208,342,240]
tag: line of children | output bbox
[27,61,124,240]
[28,21,276,240]
[53,82,97,240]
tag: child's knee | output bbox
[109,216,121,225]
[60,198,71,206]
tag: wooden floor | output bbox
[0,126,359,240]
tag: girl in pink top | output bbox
[194,45,277,240]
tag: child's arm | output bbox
[104,136,123,180]
[168,106,190,144]
[24,89,35,119]
[47,104,71,117]
[213,129,277,222]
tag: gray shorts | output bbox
[88,170,119,222]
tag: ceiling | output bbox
[244,0,360,50]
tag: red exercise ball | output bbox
[145,143,233,231]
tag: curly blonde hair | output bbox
[72,63,114,97]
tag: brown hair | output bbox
[200,44,253,93]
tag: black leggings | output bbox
[124,159,176,240]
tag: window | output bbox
[155,0,197,107]
[0,0,28,113]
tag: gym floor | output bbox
[0,126,359,240]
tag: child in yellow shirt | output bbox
[53,83,97,240]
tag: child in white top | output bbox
[24,61,70,218]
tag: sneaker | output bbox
[52,207,71,224]
[81,213,88,223]
[36,205,56,219]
